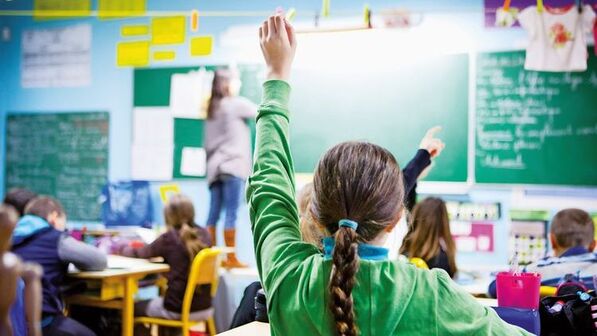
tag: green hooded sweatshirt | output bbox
[247,80,531,336]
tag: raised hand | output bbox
[419,126,445,159]
[259,15,297,81]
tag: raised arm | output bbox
[247,16,317,287]
[403,126,445,210]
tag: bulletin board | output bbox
[132,65,261,180]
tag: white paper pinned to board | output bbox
[169,69,214,119]
[132,107,173,145]
[180,147,206,176]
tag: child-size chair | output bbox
[134,248,222,336]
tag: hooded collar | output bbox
[322,237,389,261]
[12,215,52,245]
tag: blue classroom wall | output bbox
[1,0,596,268]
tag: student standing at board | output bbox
[205,68,257,268]
[248,15,530,335]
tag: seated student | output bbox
[488,208,596,298]
[11,196,107,336]
[1,203,44,336]
[400,197,458,278]
[119,194,212,327]
[3,188,38,217]
[247,15,529,335]
[1,204,22,336]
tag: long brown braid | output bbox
[311,142,404,336]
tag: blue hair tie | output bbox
[339,219,358,230]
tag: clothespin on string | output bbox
[363,4,372,29]
[536,0,544,13]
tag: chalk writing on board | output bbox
[5,112,109,221]
[476,52,597,174]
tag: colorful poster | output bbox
[484,0,597,27]
[452,221,495,253]
[21,24,91,88]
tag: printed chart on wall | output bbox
[5,112,109,221]
[21,24,91,88]
[475,50,597,186]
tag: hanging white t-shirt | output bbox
[518,5,595,72]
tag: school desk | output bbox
[216,321,270,335]
[65,255,170,336]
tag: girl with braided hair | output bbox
[247,14,531,336]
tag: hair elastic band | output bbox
[339,219,358,230]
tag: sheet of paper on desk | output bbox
[134,227,158,244]
[107,255,148,269]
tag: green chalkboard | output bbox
[289,54,469,181]
[475,50,597,186]
[5,112,109,221]
[173,118,204,179]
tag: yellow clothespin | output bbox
[503,0,511,11]
[286,8,296,22]
[321,0,330,17]
[363,4,371,28]
[191,10,199,32]
[536,0,544,13]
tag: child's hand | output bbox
[419,126,445,159]
[259,15,297,81]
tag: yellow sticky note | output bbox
[34,0,91,20]
[117,41,149,67]
[99,0,146,19]
[190,36,213,56]
[121,25,149,37]
[153,50,176,61]
[159,184,181,203]
[152,16,185,45]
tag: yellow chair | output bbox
[135,248,222,336]
[540,286,557,297]
[409,257,429,269]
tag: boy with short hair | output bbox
[11,196,107,336]
[526,208,596,287]
[489,208,596,297]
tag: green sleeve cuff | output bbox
[259,80,291,115]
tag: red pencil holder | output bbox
[496,272,541,309]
